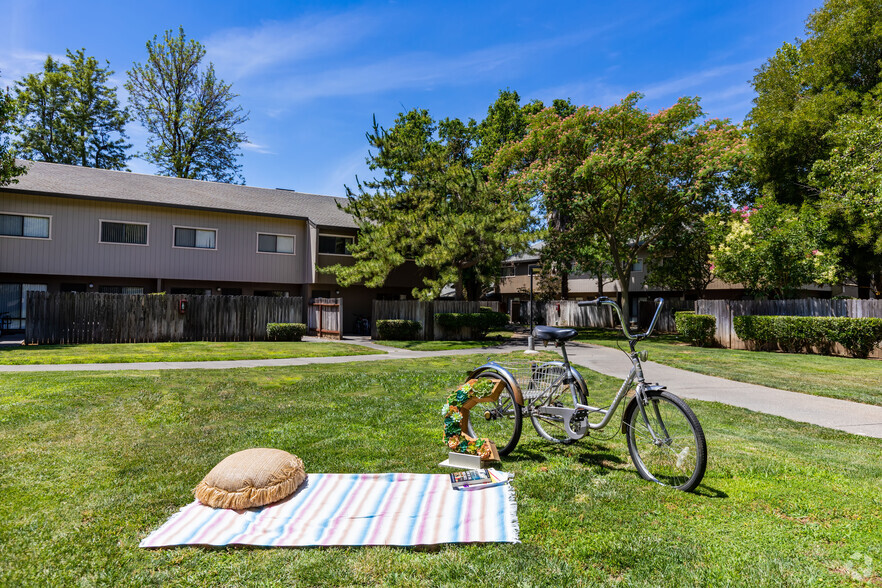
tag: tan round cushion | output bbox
[193,448,307,509]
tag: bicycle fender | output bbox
[467,364,524,406]
[620,386,667,434]
[569,366,590,400]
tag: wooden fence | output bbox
[25,292,303,344]
[371,300,501,340]
[695,298,882,358]
[308,297,342,340]
[534,298,693,332]
[537,300,616,328]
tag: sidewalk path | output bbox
[2,337,880,438]
[565,342,882,439]
[0,338,523,372]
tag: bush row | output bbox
[674,311,717,347]
[734,315,882,358]
[266,323,307,341]
[435,309,508,339]
[376,319,422,340]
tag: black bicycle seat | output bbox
[533,325,578,342]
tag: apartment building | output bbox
[0,160,418,333]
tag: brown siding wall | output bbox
[0,192,310,284]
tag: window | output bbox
[100,220,148,245]
[98,286,145,294]
[0,283,47,329]
[257,233,295,254]
[318,235,354,255]
[174,226,216,249]
[632,258,644,272]
[0,213,50,239]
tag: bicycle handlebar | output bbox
[578,296,665,341]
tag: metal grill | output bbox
[488,359,568,400]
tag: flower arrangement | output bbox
[441,378,497,459]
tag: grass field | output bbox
[1,353,879,586]
[373,332,517,351]
[0,340,382,365]
[576,328,882,406]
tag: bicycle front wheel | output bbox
[530,365,588,444]
[624,391,706,492]
[465,373,522,456]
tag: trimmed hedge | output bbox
[674,311,717,347]
[376,319,422,340]
[734,315,882,358]
[266,322,307,341]
[436,309,508,339]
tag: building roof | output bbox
[3,160,357,229]
[504,241,543,263]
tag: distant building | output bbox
[0,160,418,332]
[497,243,853,321]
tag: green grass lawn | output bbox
[577,328,882,406]
[374,332,518,351]
[1,354,879,586]
[0,340,382,365]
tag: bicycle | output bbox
[464,297,707,492]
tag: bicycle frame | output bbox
[469,297,668,441]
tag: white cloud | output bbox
[311,146,370,198]
[242,141,273,155]
[260,26,618,103]
[204,11,378,80]
[639,59,762,102]
[0,50,58,84]
[204,10,623,103]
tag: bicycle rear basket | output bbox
[488,359,570,400]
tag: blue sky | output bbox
[1,0,820,196]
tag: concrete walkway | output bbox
[564,342,882,439]
[1,336,880,439]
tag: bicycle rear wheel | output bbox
[530,368,588,444]
[465,373,522,456]
[624,390,706,491]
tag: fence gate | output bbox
[308,297,342,339]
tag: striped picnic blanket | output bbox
[140,473,518,548]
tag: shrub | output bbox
[376,319,422,340]
[266,323,306,341]
[435,311,508,339]
[823,317,882,359]
[733,316,776,351]
[674,311,716,347]
[734,315,882,358]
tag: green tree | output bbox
[13,50,130,169]
[709,197,838,299]
[65,49,131,169]
[12,56,72,164]
[1,72,26,185]
[495,92,747,316]
[747,0,882,294]
[126,27,248,183]
[809,95,882,295]
[328,100,532,300]
[644,222,716,297]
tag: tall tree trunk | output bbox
[857,273,871,300]
[560,268,569,300]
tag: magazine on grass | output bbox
[449,468,512,489]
